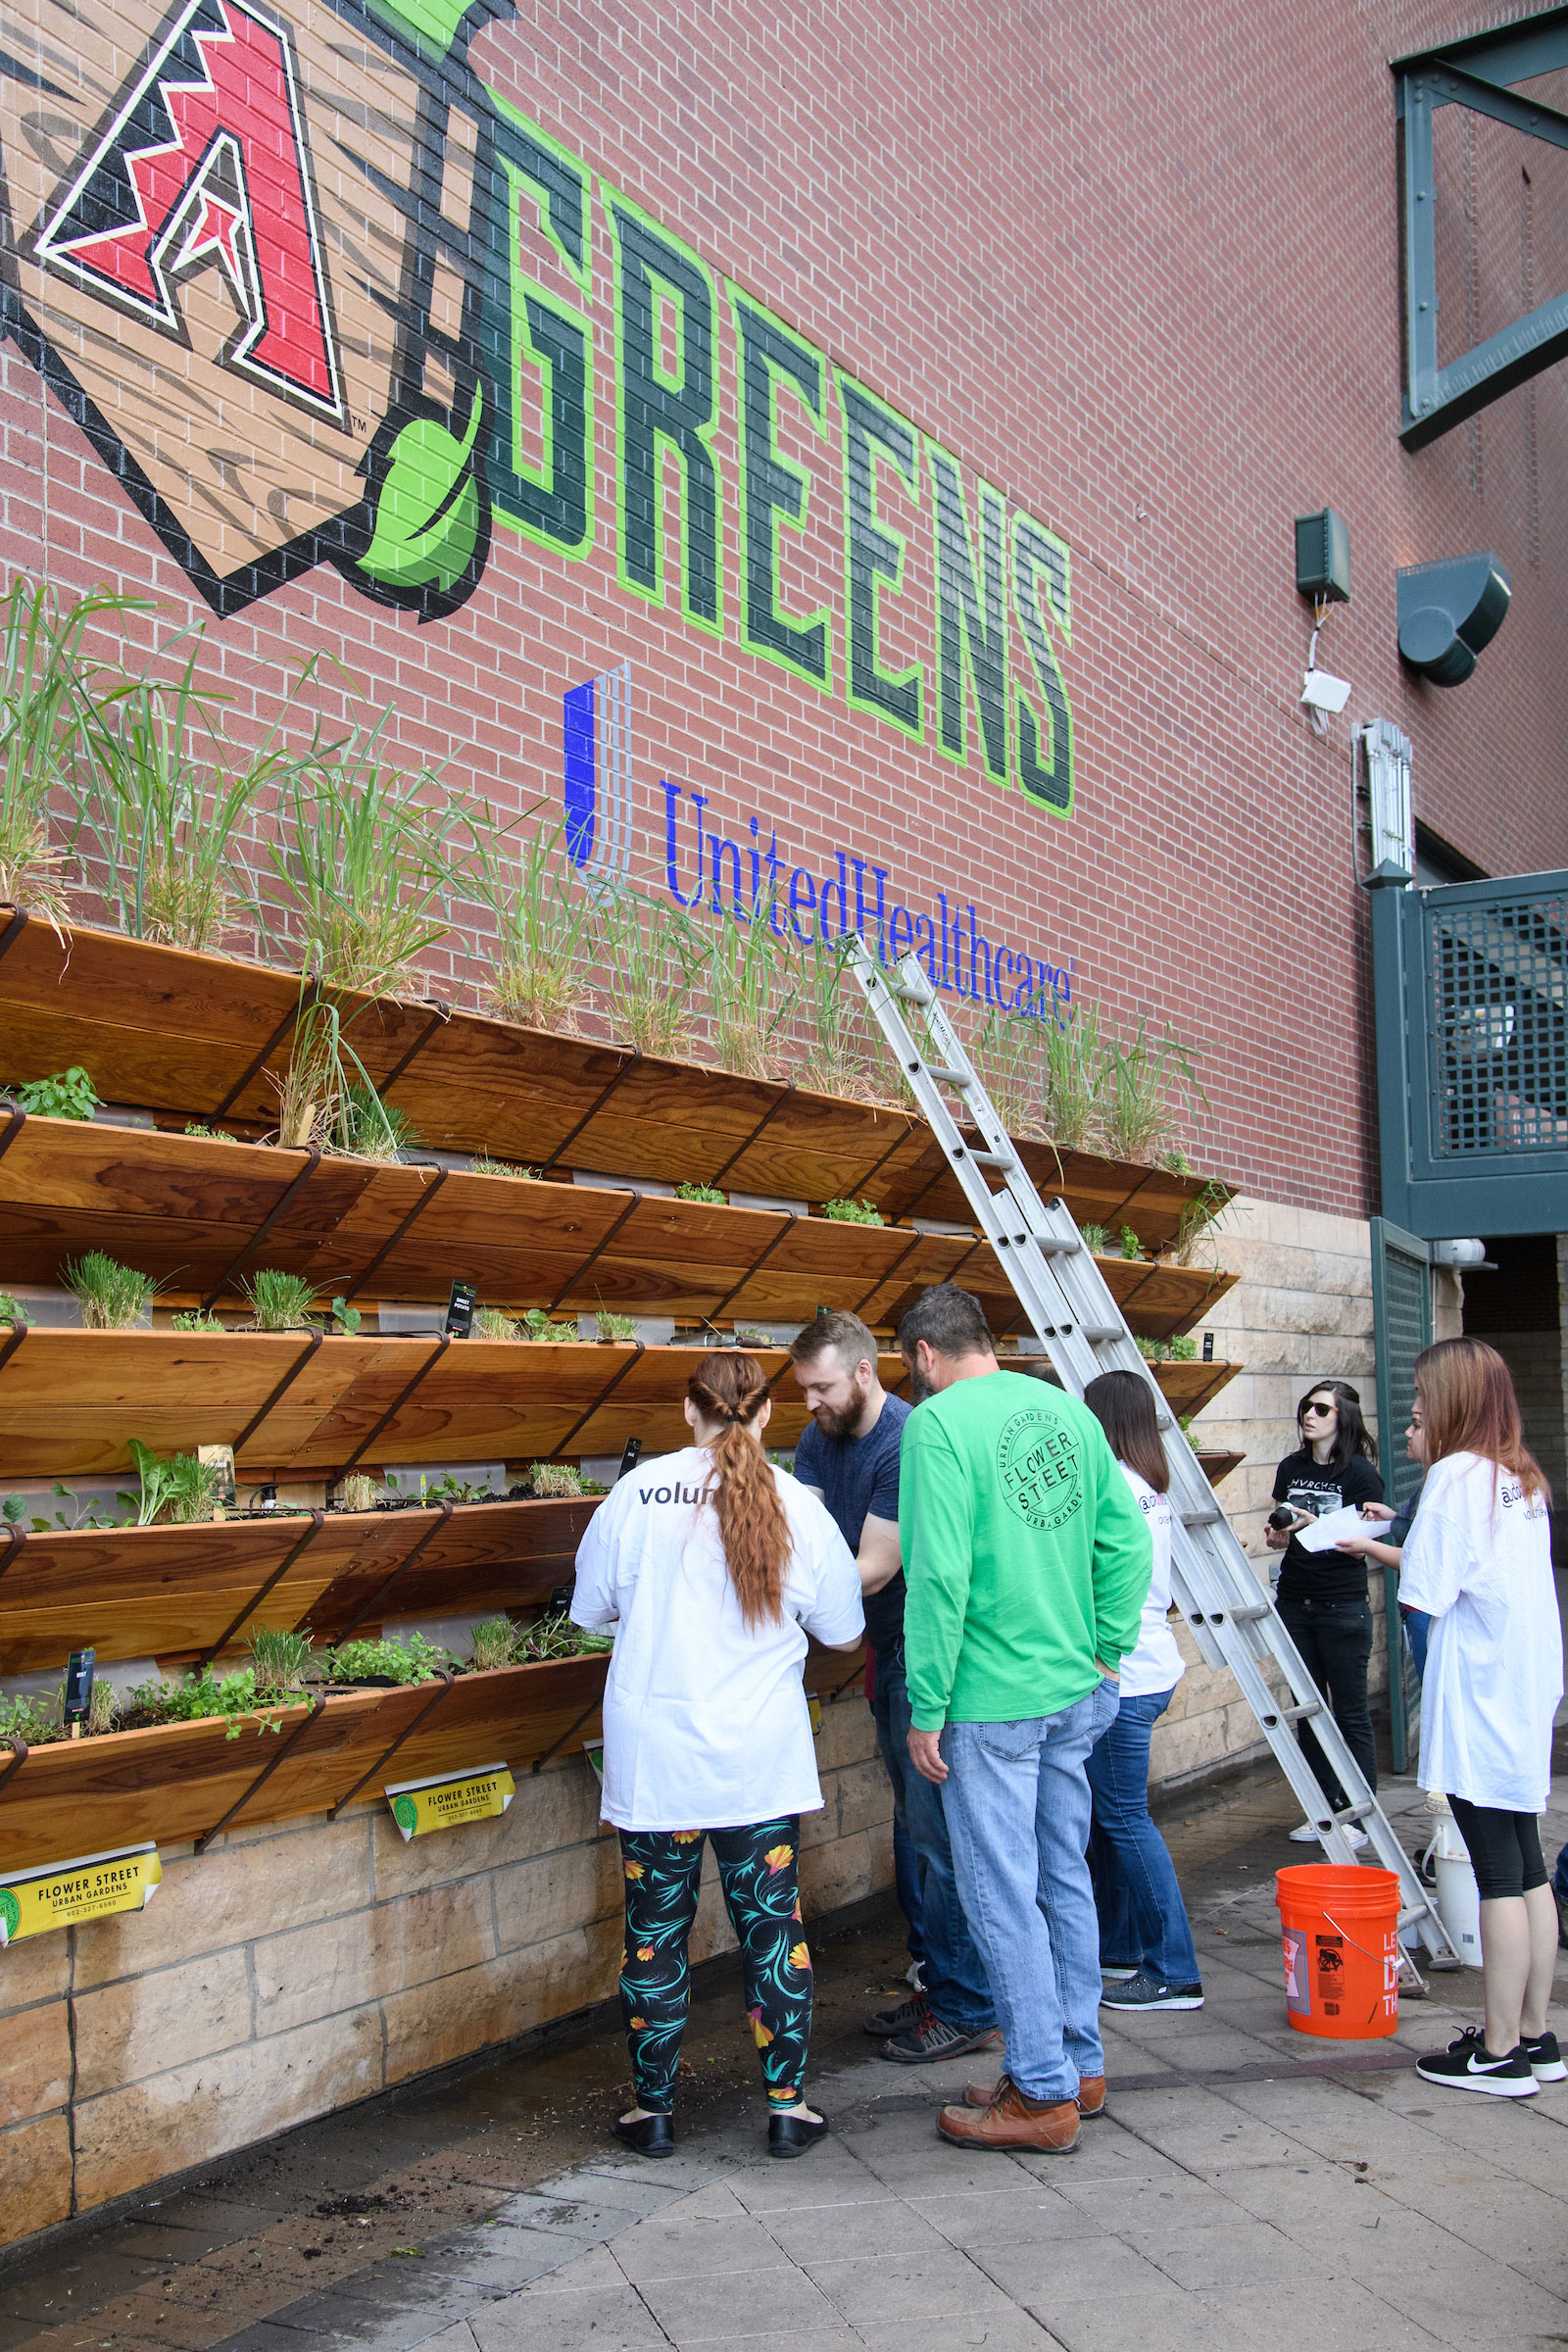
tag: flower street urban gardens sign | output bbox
[0,0,1076,817]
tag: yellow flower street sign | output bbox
[0,1845,162,1945]
[385,1764,515,1841]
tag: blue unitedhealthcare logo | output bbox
[563,662,632,895]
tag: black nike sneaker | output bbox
[1415,2026,1539,2096]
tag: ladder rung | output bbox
[1261,1701,1322,1726]
[1214,1602,1270,1624]
[1085,1325,1122,1344]
[889,982,933,1004]
[1034,1237,1080,1256]
[1335,1802,1375,1825]
[969,1150,1017,1171]
[1180,1506,1221,1527]
[925,1065,972,1087]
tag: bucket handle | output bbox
[1322,1906,1396,1966]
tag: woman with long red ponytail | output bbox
[1400,1338,1563,2097]
[571,1349,863,2159]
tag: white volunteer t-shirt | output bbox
[570,1446,864,1832]
[1398,1450,1562,1812]
[1114,1465,1185,1698]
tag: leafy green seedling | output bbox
[1079,1224,1110,1255]
[820,1198,885,1226]
[673,1180,726,1204]
[8,1066,98,1121]
[331,1297,363,1335]
[1119,1227,1144,1261]
[595,1309,638,1342]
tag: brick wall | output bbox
[0,1689,891,2246]
[2,0,1566,1227]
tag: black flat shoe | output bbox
[612,2112,674,2157]
[768,2111,829,2159]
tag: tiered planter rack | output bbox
[0,910,1245,1866]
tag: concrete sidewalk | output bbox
[211,1773,1568,2352]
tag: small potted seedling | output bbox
[467,1614,521,1672]
[595,1308,638,1343]
[0,1292,31,1325]
[673,1180,726,1204]
[1119,1226,1144,1261]
[1080,1223,1110,1256]
[335,1471,378,1513]
[820,1197,885,1226]
[61,1250,165,1329]
[528,1460,584,1498]
[239,1269,320,1332]
[473,1305,521,1341]
[521,1307,575,1344]
[171,1305,225,1333]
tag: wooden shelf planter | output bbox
[0,1331,1238,1482]
[0,912,1230,1255]
[0,1636,866,1874]
[0,1114,1238,1341]
[0,1495,599,1672]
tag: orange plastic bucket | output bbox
[1275,1865,1401,2038]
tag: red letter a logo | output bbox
[35,0,344,420]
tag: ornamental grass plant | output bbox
[240,1268,319,1330]
[468,816,597,1032]
[708,902,798,1079]
[600,891,708,1056]
[0,577,141,936]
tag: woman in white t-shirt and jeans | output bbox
[571,1350,864,2158]
[1079,1372,1203,2016]
[1399,1338,1565,2097]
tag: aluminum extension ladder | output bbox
[847,938,1458,1973]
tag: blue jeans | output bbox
[870,1647,995,2034]
[1085,1689,1200,1986]
[1400,1606,1431,1681]
[893,1817,924,1965]
[939,1678,1119,2102]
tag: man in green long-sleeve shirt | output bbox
[897,1283,1152,2155]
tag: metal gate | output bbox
[1371,869,1568,1238]
[1370,1217,1432,1771]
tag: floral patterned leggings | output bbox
[617,1817,811,2113]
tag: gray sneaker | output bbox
[881,2006,1004,2065]
[1100,1973,1203,2011]
[863,1992,924,2038]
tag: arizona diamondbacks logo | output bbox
[2,0,503,617]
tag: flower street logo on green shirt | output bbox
[997,1406,1085,1532]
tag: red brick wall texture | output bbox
[2,0,1565,1219]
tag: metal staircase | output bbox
[847,938,1458,1972]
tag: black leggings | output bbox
[617,1817,810,2112]
[1447,1795,1548,1899]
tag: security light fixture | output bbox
[1358,721,1414,881]
[1295,510,1351,604]
[1396,554,1510,686]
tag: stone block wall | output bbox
[0,1690,888,2248]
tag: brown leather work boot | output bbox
[939,2078,1081,2153]
[963,2071,1105,2118]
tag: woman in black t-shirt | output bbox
[1267,1381,1384,1844]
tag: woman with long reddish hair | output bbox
[571,1349,863,2158]
[1400,1338,1564,2097]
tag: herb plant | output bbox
[172,1307,224,1333]
[467,1153,538,1180]
[595,1309,638,1342]
[1039,1001,1102,1151]
[0,577,141,936]
[336,1471,378,1513]
[124,1438,223,1525]
[709,903,798,1080]
[1119,1227,1144,1260]
[10,1066,99,1121]
[331,1297,363,1336]
[468,1614,520,1672]
[520,1609,612,1660]
[325,1633,452,1685]
[337,1084,422,1162]
[0,1293,31,1324]
[820,1198,884,1226]
[250,1626,314,1696]
[472,1305,520,1342]
[62,1250,162,1329]
[600,893,708,1057]
[521,1308,575,1343]
[528,1461,584,1498]
[240,1268,319,1330]
[674,1181,725,1205]
[1079,1223,1110,1255]
[1099,1020,1204,1167]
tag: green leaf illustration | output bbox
[366,0,480,58]
[0,1887,19,1943]
[357,393,484,597]
[392,1794,417,1835]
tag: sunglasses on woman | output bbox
[1300,1400,1335,1418]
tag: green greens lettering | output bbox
[481,99,592,556]
[840,377,921,738]
[1010,514,1074,815]
[731,291,830,688]
[608,192,721,633]
[929,446,1008,781]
